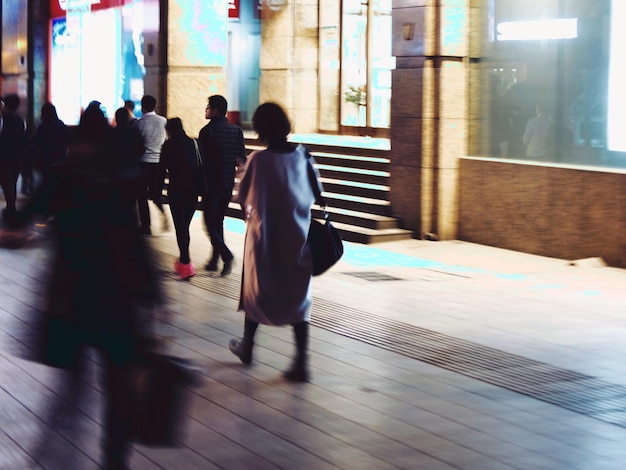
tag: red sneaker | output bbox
[174,259,196,280]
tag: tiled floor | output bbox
[2,210,626,469]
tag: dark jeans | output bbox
[168,192,198,264]
[202,187,233,265]
[137,162,164,230]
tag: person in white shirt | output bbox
[133,95,168,234]
[523,104,553,159]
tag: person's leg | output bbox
[229,317,258,365]
[205,188,234,275]
[202,193,220,270]
[102,345,134,470]
[148,163,165,214]
[215,188,234,266]
[284,321,310,382]
[20,160,34,195]
[182,192,198,256]
[168,195,190,264]
[137,163,152,233]
[0,161,20,224]
[148,162,169,232]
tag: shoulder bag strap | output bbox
[304,148,327,208]
[193,139,202,166]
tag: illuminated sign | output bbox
[496,18,578,41]
[229,0,239,19]
[50,0,126,18]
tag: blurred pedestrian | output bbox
[14,103,162,469]
[134,94,168,234]
[32,102,69,180]
[158,117,204,279]
[523,103,553,159]
[229,102,320,382]
[198,95,246,276]
[0,93,27,224]
[124,99,137,124]
[113,105,143,163]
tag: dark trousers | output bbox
[0,159,21,221]
[20,161,35,195]
[168,192,198,264]
[202,187,234,265]
[137,162,164,230]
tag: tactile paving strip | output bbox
[154,251,626,429]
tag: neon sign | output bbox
[496,18,578,41]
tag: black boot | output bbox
[284,322,310,382]
[229,318,258,365]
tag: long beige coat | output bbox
[237,144,318,325]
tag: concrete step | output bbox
[240,136,414,244]
[327,220,414,244]
[312,206,399,230]
[311,152,390,172]
[226,203,411,243]
[316,164,389,186]
[320,192,391,216]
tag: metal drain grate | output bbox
[344,271,404,282]
[154,250,626,428]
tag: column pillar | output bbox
[390,0,472,240]
[258,0,319,133]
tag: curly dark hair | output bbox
[252,102,291,144]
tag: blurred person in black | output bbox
[12,103,161,470]
[0,93,27,224]
[157,117,204,280]
[113,106,144,178]
[124,99,137,124]
[198,94,246,276]
[32,102,70,180]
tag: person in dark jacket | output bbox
[112,106,144,181]
[0,93,27,224]
[33,102,70,178]
[158,117,204,279]
[198,95,246,276]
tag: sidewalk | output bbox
[1,208,626,469]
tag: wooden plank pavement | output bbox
[2,218,626,469]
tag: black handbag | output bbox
[305,149,344,276]
[308,211,344,276]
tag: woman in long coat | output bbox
[229,102,322,382]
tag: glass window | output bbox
[320,0,393,135]
[473,0,626,168]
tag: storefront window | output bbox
[320,0,393,136]
[49,0,152,124]
[474,0,626,167]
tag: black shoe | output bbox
[283,365,310,383]
[205,260,218,272]
[221,258,233,277]
[138,226,151,235]
[229,338,252,365]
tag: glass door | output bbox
[340,0,392,136]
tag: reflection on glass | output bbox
[340,0,392,131]
[475,0,621,167]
